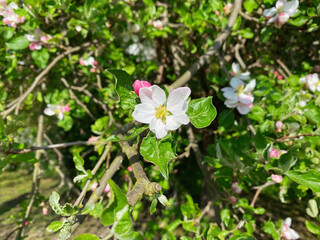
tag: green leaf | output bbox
[49,191,74,216]
[140,132,177,180]
[253,130,267,151]
[6,36,29,50]
[105,126,148,142]
[31,48,50,69]
[229,235,255,240]
[74,234,100,240]
[237,28,254,39]
[59,225,72,240]
[0,27,15,40]
[220,209,231,228]
[306,220,320,235]
[262,220,280,239]
[288,16,309,27]
[7,152,37,163]
[150,199,157,215]
[286,170,320,192]
[84,0,97,19]
[106,69,137,110]
[306,199,319,218]
[186,97,217,128]
[260,27,272,43]
[278,148,298,174]
[46,221,64,233]
[207,224,221,238]
[244,0,258,14]
[73,151,86,173]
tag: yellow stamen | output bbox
[155,105,168,121]
[236,85,244,94]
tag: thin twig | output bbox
[168,0,242,90]
[276,59,292,77]
[275,133,316,142]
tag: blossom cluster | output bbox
[25,29,52,51]
[263,0,299,27]
[300,73,320,92]
[79,56,99,72]
[0,1,25,28]
[221,63,256,115]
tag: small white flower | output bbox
[221,78,256,115]
[231,62,250,81]
[132,85,190,139]
[75,25,82,32]
[263,0,299,26]
[281,217,300,240]
[300,73,320,92]
[44,104,64,120]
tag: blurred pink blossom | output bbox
[104,183,110,193]
[127,166,133,172]
[230,196,237,204]
[270,148,279,158]
[232,182,242,194]
[276,121,283,132]
[42,207,49,215]
[281,217,299,239]
[271,174,283,183]
[90,182,98,191]
[88,136,98,142]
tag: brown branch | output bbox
[2,41,96,118]
[15,114,44,240]
[275,133,317,142]
[168,0,242,90]
[239,11,260,23]
[276,59,292,77]
[60,78,96,121]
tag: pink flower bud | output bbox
[232,182,242,194]
[93,60,98,66]
[24,221,29,226]
[230,196,237,204]
[104,183,110,193]
[107,192,111,198]
[274,71,279,75]
[29,43,35,51]
[264,161,268,164]
[88,136,98,142]
[61,105,70,113]
[90,182,98,191]
[90,68,96,73]
[42,207,49,215]
[132,80,152,96]
[124,174,129,182]
[106,22,111,28]
[271,174,283,183]
[79,59,86,65]
[270,148,279,158]
[127,166,133,172]
[277,75,283,80]
[249,103,254,109]
[215,10,220,15]
[276,121,283,132]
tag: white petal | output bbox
[263,7,277,18]
[239,72,251,80]
[299,77,306,84]
[225,99,237,108]
[237,103,251,115]
[223,89,237,100]
[132,103,155,124]
[139,85,166,108]
[34,43,42,50]
[238,93,254,104]
[126,43,141,55]
[44,107,55,116]
[268,15,278,23]
[150,118,168,139]
[283,0,299,16]
[57,112,64,120]
[167,87,191,114]
[243,79,256,92]
[288,228,300,239]
[8,2,18,9]
[123,33,130,42]
[87,57,95,65]
[221,87,234,92]
[285,218,292,227]
[131,34,139,43]
[232,62,240,74]
[25,34,36,42]
[165,115,181,131]
[230,78,244,89]
[276,0,285,9]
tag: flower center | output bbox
[155,105,168,121]
[54,109,60,115]
[277,6,284,14]
[236,85,244,94]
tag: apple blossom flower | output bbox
[104,183,110,193]
[271,174,283,183]
[132,85,191,139]
[153,20,163,30]
[42,207,49,215]
[232,182,242,194]
[75,25,82,32]
[125,41,156,61]
[300,73,320,92]
[44,104,70,120]
[230,196,237,204]
[0,2,25,28]
[79,56,97,68]
[277,75,283,80]
[133,80,152,96]
[276,121,283,132]
[25,29,52,51]
[263,0,299,27]
[90,182,98,191]
[127,166,133,172]
[270,148,279,158]
[281,218,299,239]
[221,78,256,115]
[123,23,140,43]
